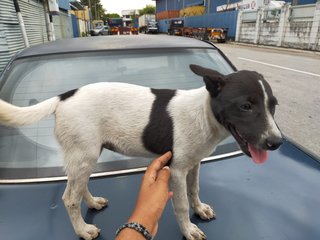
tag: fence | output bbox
[236,2,320,51]
[158,10,238,38]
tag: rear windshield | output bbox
[0,48,238,180]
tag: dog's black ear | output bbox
[256,72,265,80]
[189,64,224,78]
[189,64,226,97]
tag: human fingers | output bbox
[144,152,172,183]
[155,166,171,185]
[149,152,172,172]
[155,166,173,201]
[155,167,173,202]
[168,191,173,200]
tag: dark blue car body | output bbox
[0,35,319,240]
[1,140,320,240]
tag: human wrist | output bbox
[116,226,145,240]
[116,222,152,240]
[128,208,158,233]
[128,211,156,235]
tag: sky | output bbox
[101,0,156,15]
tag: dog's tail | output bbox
[0,97,60,127]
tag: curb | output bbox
[223,41,320,56]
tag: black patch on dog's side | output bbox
[59,89,78,101]
[143,89,176,156]
[101,141,118,153]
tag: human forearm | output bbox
[115,152,173,240]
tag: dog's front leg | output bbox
[170,169,207,240]
[187,163,216,220]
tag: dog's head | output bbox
[190,64,283,164]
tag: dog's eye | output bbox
[240,103,252,112]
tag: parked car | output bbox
[0,35,320,240]
[209,28,228,43]
[168,19,184,35]
[90,25,110,36]
[145,21,159,34]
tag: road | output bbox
[215,43,320,156]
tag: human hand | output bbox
[128,151,173,237]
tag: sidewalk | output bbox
[223,40,320,57]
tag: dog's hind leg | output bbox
[187,163,216,220]
[83,185,108,210]
[62,147,103,240]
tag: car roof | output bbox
[15,35,216,59]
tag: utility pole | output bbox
[95,1,97,20]
[44,0,55,41]
[13,0,29,47]
[88,0,93,29]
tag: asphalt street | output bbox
[215,43,320,156]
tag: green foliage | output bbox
[138,5,155,16]
[79,0,105,20]
[102,13,120,24]
[105,13,120,19]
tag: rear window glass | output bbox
[0,48,237,180]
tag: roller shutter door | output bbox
[0,0,25,74]
[19,0,48,46]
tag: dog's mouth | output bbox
[227,124,268,164]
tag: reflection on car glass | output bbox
[0,49,235,178]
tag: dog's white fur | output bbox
[259,80,280,142]
[167,87,230,238]
[0,80,279,240]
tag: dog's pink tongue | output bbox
[248,144,268,164]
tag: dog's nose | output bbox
[266,136,283,150]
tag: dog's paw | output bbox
[194,203,216,220]
[183,223,207,240]
[77,224,101,240]
[87,197,108,210]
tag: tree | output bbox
[104,13,120,19]
[138,5,155,16]
[102,13,121,24]
[80,0,105,20]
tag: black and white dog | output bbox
[0,64,282,240]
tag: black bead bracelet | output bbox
[116,222,152,240]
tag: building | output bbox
[154,0,317,38]
[69,0,91,37]
[0,0,73,74]
[121,9,139,27]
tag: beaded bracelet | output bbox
[116,222,152,240]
